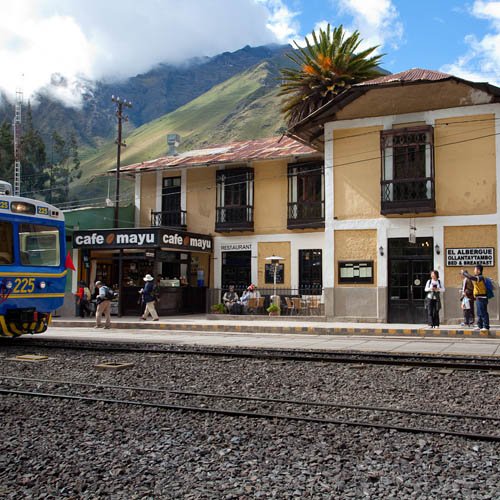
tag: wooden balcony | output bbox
[287,201,324,229]
[215,205,253,232]
[150,210,187,229]
[381,177,435,215]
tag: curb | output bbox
[50,320,500,339]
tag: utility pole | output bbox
[111,95,132,228]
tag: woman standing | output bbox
[424,270,445,328]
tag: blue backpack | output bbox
[484,277,495,299]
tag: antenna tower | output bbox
[13,89,23,196]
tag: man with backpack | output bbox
[94,281,112,329]
[461,265,494,333]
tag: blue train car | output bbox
[0,181,67,336]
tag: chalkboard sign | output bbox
[338,261,374,284]
[265,263,284,284]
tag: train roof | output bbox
[0,194,65,222]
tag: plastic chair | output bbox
[247,297,258,313]
[292,297,302,315]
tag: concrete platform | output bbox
[50,315,500,339]
[28,325,500,357]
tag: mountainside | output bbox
[0,44,290,149]
[73,58,287,203]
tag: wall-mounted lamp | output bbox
[379,246,384,256]
[435,244,441,255]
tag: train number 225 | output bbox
[13,278,35,294]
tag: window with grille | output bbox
[216,168,254,231]
[288,163,324,228]
[380,126,435,215]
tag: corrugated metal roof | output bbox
[121,136,318,173]
[357,68,453,86]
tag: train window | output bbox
[19,224,60,267]
[0,222,14,264]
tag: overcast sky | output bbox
[1,0,500,106]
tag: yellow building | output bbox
[287,68,500,323]
[120,136,324,315]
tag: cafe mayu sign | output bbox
[73,228,212,252]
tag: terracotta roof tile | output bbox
[359,68,453,86]
[121,136,318,173]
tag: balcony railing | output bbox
[151,210,187,228]
[381,177,435,215]
[215,205,253,232]
[287,201,325,229]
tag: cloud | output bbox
[336,0,404,52]
[0,0,281,106]
[257,0,301,43]
[441,1,500,85]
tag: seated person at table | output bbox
[240,284,260,310]
[222,285,239,313]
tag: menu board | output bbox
[265,263,284,284]
[338,261,374,284]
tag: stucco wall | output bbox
[257,241,291,289]
[435,114,496,216]
[186,167,216,234]
[254,160,287,234]
[334,229,378,287]
[444,225,498,287]
[443,225,498,322]
[335,81,494,120]
[333,126,381,219]
[139,172,157,227]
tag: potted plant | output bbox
[267,303,280,316]
[211,303,226,314]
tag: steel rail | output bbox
[1,387,499,443]
[5,339,500,370]
[0,389,500,442]
[2,375,499,422]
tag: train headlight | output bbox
[5,281,13,289]
[39,281,47,289]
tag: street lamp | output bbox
[265,255,284,305]
[111,95,132,228]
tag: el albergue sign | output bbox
[446,247,495,267]
[73,228,212,252]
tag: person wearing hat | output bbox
[94,281,111,329]
[140,274,159,321]
[240,284,260,311]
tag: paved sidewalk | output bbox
[51,315,499,338]
[35,326,500,357]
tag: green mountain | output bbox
[73,59,287,203]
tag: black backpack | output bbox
[104,287,116,300]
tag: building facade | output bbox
[122,136,325,314]
[288,68,500,323]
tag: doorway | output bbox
[221,251,251,291]
[388,237,433,323]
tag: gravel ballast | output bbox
[0,344,499,499]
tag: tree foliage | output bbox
[46,130,81,205]
[0,121,13,184]
[21,102,48,197]
[280,24,384,126]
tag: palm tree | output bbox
[280,24,384,126]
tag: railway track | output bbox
[1,376,499,443]
[3,338,500,371]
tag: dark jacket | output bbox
[143,281,156,303]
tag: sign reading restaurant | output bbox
[446,247,495,267]
[73,228,212,253]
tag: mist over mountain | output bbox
[0,44,291,148]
